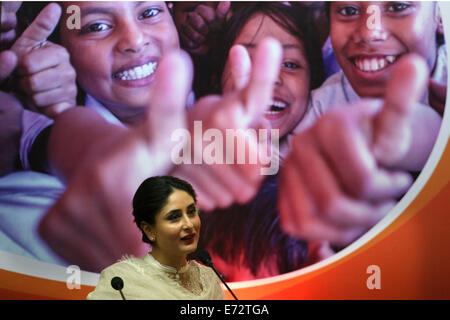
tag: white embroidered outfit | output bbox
[87,254,225,300]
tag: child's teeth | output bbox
[266,100,287,113]
[115,62,157,80]
[271,100,286,108]
[135,66,142,77]
[370,59,378,71]
[357,60,364,70]
[354,56,397,72]
[386,55,396,63]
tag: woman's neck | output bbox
[150,248,188,271]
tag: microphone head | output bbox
[197,249,213,267]
[111,276,124,291]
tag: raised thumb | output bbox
[11,3,61,56]
[373,54,428,166]
[142,50,193,144]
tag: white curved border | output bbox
[0,1,449,292]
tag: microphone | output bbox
[197,249,238,300]
[111,276,126,300]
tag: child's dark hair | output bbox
[211,2,325,94]
[198,175,308,280]
[132,176,197,244]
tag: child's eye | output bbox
[80,22,111,34]
[338,6,360,17]
[139,8,161,20]
[387,2,411,13]
[282,61,300,69]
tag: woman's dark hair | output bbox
[198,175,308,280]
[132,176,197,244]
[210,2,325,94]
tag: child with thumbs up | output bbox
[0,1,284,270]
[19,1,273,210]
[278,1,445,252]
[296,1,444,170]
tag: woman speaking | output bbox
[87,176,225,300]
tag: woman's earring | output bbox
[150,236,155,242]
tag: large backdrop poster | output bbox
[0,1,449,300]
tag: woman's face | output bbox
[221,13,310,139]
[145,189,201,263]
[59,1,179,123]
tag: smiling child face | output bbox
[59,1,179,123]
[221,13,310,139]
[330,1,442,98]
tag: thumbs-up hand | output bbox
[11,3,77,118]
[171,38,282,211]
[38,49,192,271]
[372,54,441,171]
[278,54,433,247]
[221,44,252,92]
[372,54,429,167]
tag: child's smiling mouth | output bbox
[113,61,158,81]
[351,54,400,73]
[265,98,289,119]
